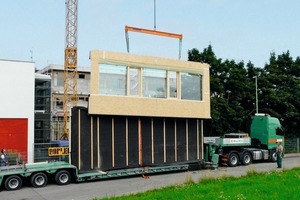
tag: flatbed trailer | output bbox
[0,161,191,191]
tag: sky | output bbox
[1,0,300,69]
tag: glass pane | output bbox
[181,72,202,101]
[169,71,177,98]
[142,68,166,98]
[99,64,127,96]
[129,67,139,96]
[57,73,63,87]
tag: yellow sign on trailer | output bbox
[48,147,69,156]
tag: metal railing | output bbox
[285,138,300,153]
[34,143,69,163]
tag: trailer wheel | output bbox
[54,170,71,185]
[31,172,48,188]
[5,175,22,191]
[271,150,277,162]
[241,152,252,165]
[228,153,239,167]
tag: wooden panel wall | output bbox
[71,107,204,172]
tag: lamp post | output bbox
[255,76,258,113]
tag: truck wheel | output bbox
[31,172,48,188]
[55,170,71,185]
[241,152,252,165]
[228,153,239,167]
[5,175,22,191]
[271,150,277,162]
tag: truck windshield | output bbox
[276,127,284,136]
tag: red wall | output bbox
[0,118,28,162]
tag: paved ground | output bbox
[2,153,300,200]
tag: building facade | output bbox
[34,74,51,143]
[37,64,90,139]
[0,59,35,163]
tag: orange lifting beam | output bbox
[125,25,183,59]
[125,25,182,39]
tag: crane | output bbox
[62,0,78,140]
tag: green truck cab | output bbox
[250,113,284,149]
[213,113,285,167]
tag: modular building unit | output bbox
[71,51,210,172]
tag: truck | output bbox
[0,112,284,191]
[205,113,285,167]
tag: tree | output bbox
[262,51,300,137]
[188,46,254,135]
[188,45,300,137]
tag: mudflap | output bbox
[220,155,228,166]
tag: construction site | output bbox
[2,2,299,198]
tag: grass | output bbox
[95,167,300,200]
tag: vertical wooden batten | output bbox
[151,118,154,164]
[97,117,100,168]
[197,120,199,160]
[112,117,115,167]
[126,118,129,166]
[78,109,81,170]
[138,118,142,166]
[90,117,93,169]
[174,120,177,162]
[186,119,189,161]
[163,119,166,163]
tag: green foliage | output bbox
[98,168,300,200]
[188,45,300,137]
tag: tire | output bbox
[54,170,71,185]
[241,152,252,165]
[5,175,22,191]
[271,150,277,162]
[30,172,48,188]
[228,153,239,167]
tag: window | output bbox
[97,62,203,101]
[181,72,202,101]
[56,72,64,87]
[168,71,177,98]
[99,64,127,96]
[142,68,166,98]
[79,74,85,79]
[129,67,139,96]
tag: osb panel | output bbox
[88,50,210,118]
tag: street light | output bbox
[255,76,258,113]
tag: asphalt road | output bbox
[2,153,300,200]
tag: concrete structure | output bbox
[37,64,90,139]
[0,59,35,163]
[34,73,51,143]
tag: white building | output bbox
[0,59,35,163]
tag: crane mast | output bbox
[62,0,78,140]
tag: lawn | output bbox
[96,167,300,200]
